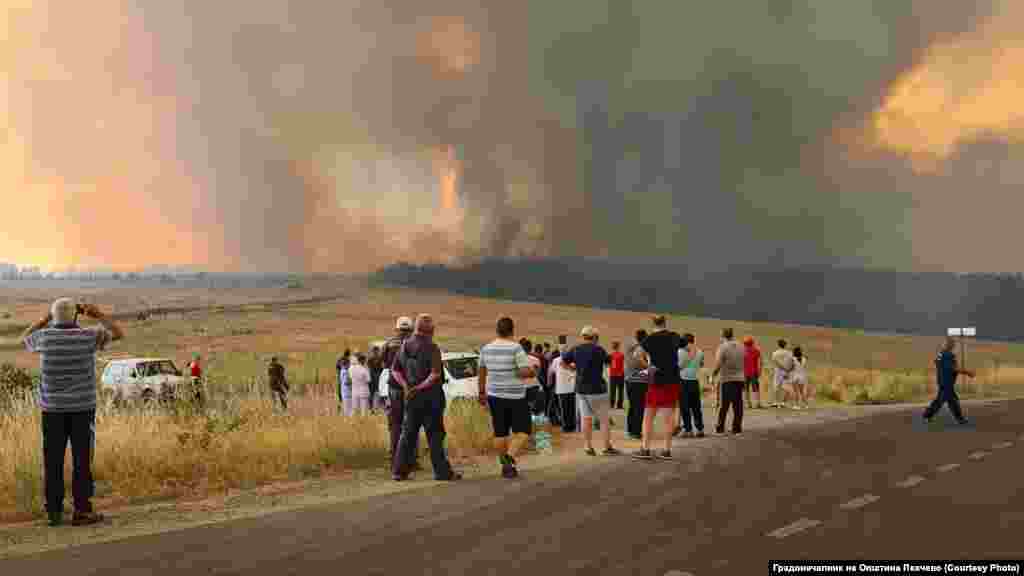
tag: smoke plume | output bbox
[1,1,1018,274]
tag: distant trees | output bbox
[373,259,1024,341]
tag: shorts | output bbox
[645,382,680,409]
[773,371,788,391]
[745,377,760,392]
[577,393,609,418]
[487,396,531,438]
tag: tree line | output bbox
[372,259,1024,342]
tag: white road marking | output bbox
[992,441,1013,450]
[937,463,960,473]
[968,451,988,461]
[840,494,880,510]
[897,475,926,488]
[767,518,822,539]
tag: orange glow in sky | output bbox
[870,2,1024,171]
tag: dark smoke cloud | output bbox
[6,1,1010,273]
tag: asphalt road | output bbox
[3,400,1022,575]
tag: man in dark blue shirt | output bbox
[923,337,975,425]
[563,326,620,456]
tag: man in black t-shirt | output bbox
[634,315,682,460]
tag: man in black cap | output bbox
[383,316,419,468]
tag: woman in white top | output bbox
[789,347,809,409]
[348,353,372,415]
[552,349,577,433]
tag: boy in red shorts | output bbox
[633,315,682,460]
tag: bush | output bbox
[0,363,34,403]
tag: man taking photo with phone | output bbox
[22,299,124,527]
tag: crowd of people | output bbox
[19,297,976,528]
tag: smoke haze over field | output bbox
[2,1,1021,273]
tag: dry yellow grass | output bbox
[0,386,496,523]
[4,281,1024,522]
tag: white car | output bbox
[100,358,186,405]
[368,341,480,401]
[441,352,480,400]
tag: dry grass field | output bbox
[2,277,1023,523]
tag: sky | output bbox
[2,1,1021,274]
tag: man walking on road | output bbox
[635,316,681,460]
[478,317,536,478]
[713,328,746,435]
[608,341,626,410]
[383,317,419,468]
[923,336,975,425]
[563,326,621,456]
[23,299,123,527]
[391,314,461,481]
[678,333,705,438]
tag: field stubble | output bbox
[3,283,1024,522]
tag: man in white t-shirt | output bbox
[478,317,536,479]
[552,345,577,433]
[770,339,795,408]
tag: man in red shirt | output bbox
[608,341,626,410]
[743,336,762,409]
[188,353,204,407]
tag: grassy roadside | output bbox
[0,384,498,524]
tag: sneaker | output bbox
[656,450,672,460]
[672,426,683,438]
[500,454,518,478]
[436,471,463,481]
[696,430,706,438]
[501,463,518,479]
[71,511,103,526]
[602,446,622,456]
[632,448,653,460]
[627,434,643,441]
[47,514,62,527]
[957,419,971,426]
[584,447,597,456]
[392,472,409,481]
[715,427,726,435]
[730,430,743,436]
[681,431,695,438]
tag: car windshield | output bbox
[141,361,180,376]
[445,357,478,380]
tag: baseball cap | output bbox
[396,316,413,331]
[580,325,598,338]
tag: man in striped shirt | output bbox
[23,298,124,527]
[478,317,535,478]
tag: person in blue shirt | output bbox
[923,337,975,425]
